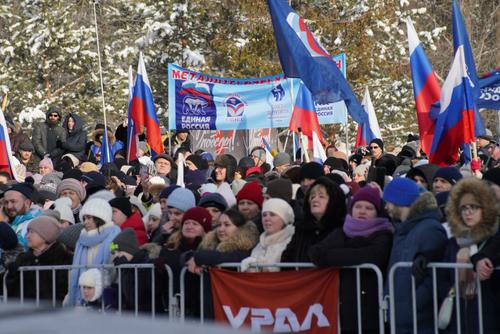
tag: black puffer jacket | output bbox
[62,113,87,157]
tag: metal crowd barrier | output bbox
[179,262,387,334]
[2,263,174,320]
[388,261,500,334]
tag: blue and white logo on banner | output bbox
[168,56,348,130]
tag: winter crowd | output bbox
[0,109,499,334]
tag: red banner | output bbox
[210,268,339,334]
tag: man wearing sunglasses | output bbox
[369,138,397,176]
[31,107,67,160]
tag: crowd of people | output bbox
[0,109,499,333]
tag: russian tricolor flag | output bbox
[355,87,381,147]
[430,46,475,166]
[0,110,18,180]
[130,53,164,157]
[126,65,139,162]
[289,82,324,149]
[406,18,441,156]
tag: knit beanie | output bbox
[56,178,86,201]
[79,198,113,224]
[41,172,63,187]
[370,138,384,151]
[145,203,162,220]
[28,216,61,244]
[266,178,293,203]
[129,196,147,217]
[236,181,264,208]
[63,168,83,181]
[383,177,420,207]
[54,197,75,225]
[79,162,99,173]
[324,157,348,172]
[39,157,54,170]
[231,179,247,196]
[238,156,255,169]
[181,207,212,233]
[186,154,208,170]
[351,186,382,212]
[109,197,133,218]
[110,228,139,255]
[245,166,262,177]
[262,198,295,225]
[349,154,363,166]
[273,152,291,168]
[7,182,35,199]
[167,188,196,212]
[433,166,462,185]
[159,185,180,199]
[200,151,214,162]
[198,192,228,212]
[57,223,84,250]
[299,162,324,181]
[81,171,106,188]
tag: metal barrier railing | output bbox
[388,261,500,334]
[179,262,387,334]
[2,263,174,320]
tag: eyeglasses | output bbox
[459,204,482,215]
[48,114,59,118]
[369,146,379,150]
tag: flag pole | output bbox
[92,0,110,163]
[288,77,295,160]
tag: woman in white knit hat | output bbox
[240,198,295,272]
[66,197,120,306]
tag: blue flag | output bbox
[452,0,485,137]
[478,68,500,110]
[267,0,366,124]
[100,126,113,165]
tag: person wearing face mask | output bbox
[439,178,500,333]
[309,186,394,334]
[281,176,347,263]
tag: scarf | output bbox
[343,215,394,238]
[66,224,120,306]
[11,208,43,248]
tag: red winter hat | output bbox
[236,181,264,208]
[182,207,213,233]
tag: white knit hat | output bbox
[79,198,112,224]
[262,198,295,225]
[54,197,75,225]
[143,203,162,226]
[78,269,103,302]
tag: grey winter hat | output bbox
[57,223,84,250]
[167,188,196,212]
[110,228,139,256]
[273,152,291,168]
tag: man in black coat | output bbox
[31,108,67,160]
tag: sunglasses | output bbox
[369,146,379,150]
[48,114,59,118]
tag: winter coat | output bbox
[281,217,336,263]
[15,152,40,174]
[155,235,203,318]
[194,221,259,266]
[117,243,164,313]
[31,111,67,159]
[386,192,447,334]
[62,113,87,157]
[121,212,148,246]
[246,225,295,272]
[439,178,500,334]
[9,124,31,154]
[309,228,393,333]
[6,242,73,302]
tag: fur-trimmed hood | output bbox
[139,242,162,259]
[407,191,439,220]
[199,221,259,253]
[446,177,499,243]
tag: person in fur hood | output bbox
[382,177,447,334]
[439,177,500,333]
